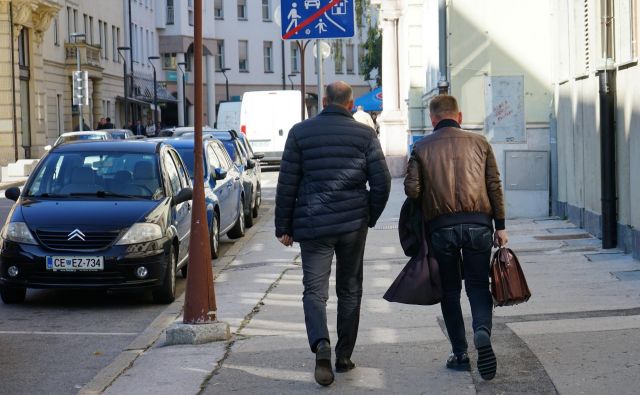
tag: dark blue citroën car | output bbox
[0,140,193,304]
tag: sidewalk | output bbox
[92,179,640,395]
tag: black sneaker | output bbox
[335,357,356,373]
[314,341,334,386]
[474,329,497,380]
[446,352,471,371]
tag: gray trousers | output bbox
[299,227,368,358]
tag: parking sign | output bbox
[280,0,355,40]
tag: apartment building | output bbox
[0,0,60,163]
[551,0,640,258]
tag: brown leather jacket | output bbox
[404,120,506,230]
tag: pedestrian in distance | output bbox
[275,81,391,386]
[134,119,145,136]
[96,117,106,130]
[352,105,376,130]
[404,94,508,381]
[103,117,115,129]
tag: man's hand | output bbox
[278,234,294,247]
[494,230,509,247]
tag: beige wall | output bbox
[449,0,552,126]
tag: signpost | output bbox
[280,0,355,118]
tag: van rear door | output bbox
[241,92,275,153]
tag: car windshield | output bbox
[176,148,206,178]
[109,132,127,139]
[25,151,164,199]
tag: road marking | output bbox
[0,330,137,336]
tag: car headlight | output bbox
[116,223,163,245]
[1,222,38,245]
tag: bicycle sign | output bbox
[280,0,355,40]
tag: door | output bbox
[163,150,191,262]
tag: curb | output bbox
[77,207,271,395]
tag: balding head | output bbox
[428,94,462,127]
[324,81,354,110]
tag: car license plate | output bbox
[46,256,104,271]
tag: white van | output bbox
[239,90,307,163]
[216,101,242,131]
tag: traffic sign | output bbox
[280,0,355,40]
[72,70,89,106]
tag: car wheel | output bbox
[228,200,246,239]
[245,190,255,228]
[252,184,261,218]
[0,286,26,304]
[152,246,176,304]
[210,213,220,259]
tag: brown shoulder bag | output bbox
[490,247,531,307]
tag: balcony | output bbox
[64,41,102,70]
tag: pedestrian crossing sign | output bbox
[281,0,355,40]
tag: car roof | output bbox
[60,131,109,137]
[102,129,132,133]
[50,140,164,153]
[163,136,222,148]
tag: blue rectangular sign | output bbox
[281,0,355,40]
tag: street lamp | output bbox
[71,32,86,131]
[220,67,230,101]
[117,46,130,126]
[148,55,160,129]
[288,73,296,90]
[177,61,187,126]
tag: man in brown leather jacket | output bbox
[404,94,508,381]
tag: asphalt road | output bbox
[0,170,279,394]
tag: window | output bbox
[132,24,137,62]
[263,41,273,72]
[163,152,182,195]
[206,145,221,171]
[112,26,117,61]
[239,40,249,71]
[615,0,638,62]
[238,0,247,20]
[89,17,94,44]
[163,53,177,69]
[291,42,299,73]
[117,28,121,56]
[216,40,225,70]
[167,0,174,25]
[66,7,72,41]
[73,9,78,35]
[18,28,29,67]
[601,0,615,60]
[98,19,103,55]
[215,0,224,19]
[188,0,194,26]
[83,14,88,37]
[262,0,271,21]
[346,43,355,74]
[103,22,109,60]
[53,17,59,45]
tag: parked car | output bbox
[216,101,241,131]
[165,137,245,258]
[0,140,193,304]
[182,130,263,226]
[45,131,110,151]
[102,129,137,140]
[159,126,216,138]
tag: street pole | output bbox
[148,56,160,128]
[118,47,131,126]
[296,40,310,121]
[184,0,217,324]
[221,67,230,101]
[288,74,295,90]
[72,33,86,131]
[316,39,324,112]
[178,62,187,126]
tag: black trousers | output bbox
[299,227,368,358]
[430,224,494,355]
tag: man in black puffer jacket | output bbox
[275,81,391,386]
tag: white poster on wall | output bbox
[484,76,526,143]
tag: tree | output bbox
[355,0,381,86]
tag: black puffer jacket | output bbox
[275,105,391,241]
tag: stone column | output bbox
[377,1,408,177]
[176,52,185,126]
[205,54,216,127]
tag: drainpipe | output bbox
[599,67,617,249]
[437,0,449,94]
[10,1,18,161]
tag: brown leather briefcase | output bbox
[490,247,531,307]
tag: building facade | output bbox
[551,0,640,258]
[374,0,554,220]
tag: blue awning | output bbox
[354,87,382,112]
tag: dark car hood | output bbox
[18,199,161,228]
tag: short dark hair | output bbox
[106,117,111,122]
[325,81,353,106]
[429,95,459,119]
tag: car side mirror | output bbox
[5,187,21,201]
[253,152,265,160]
[246,159,256,169]
[215,168,227,180]
[172,187,193,206]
